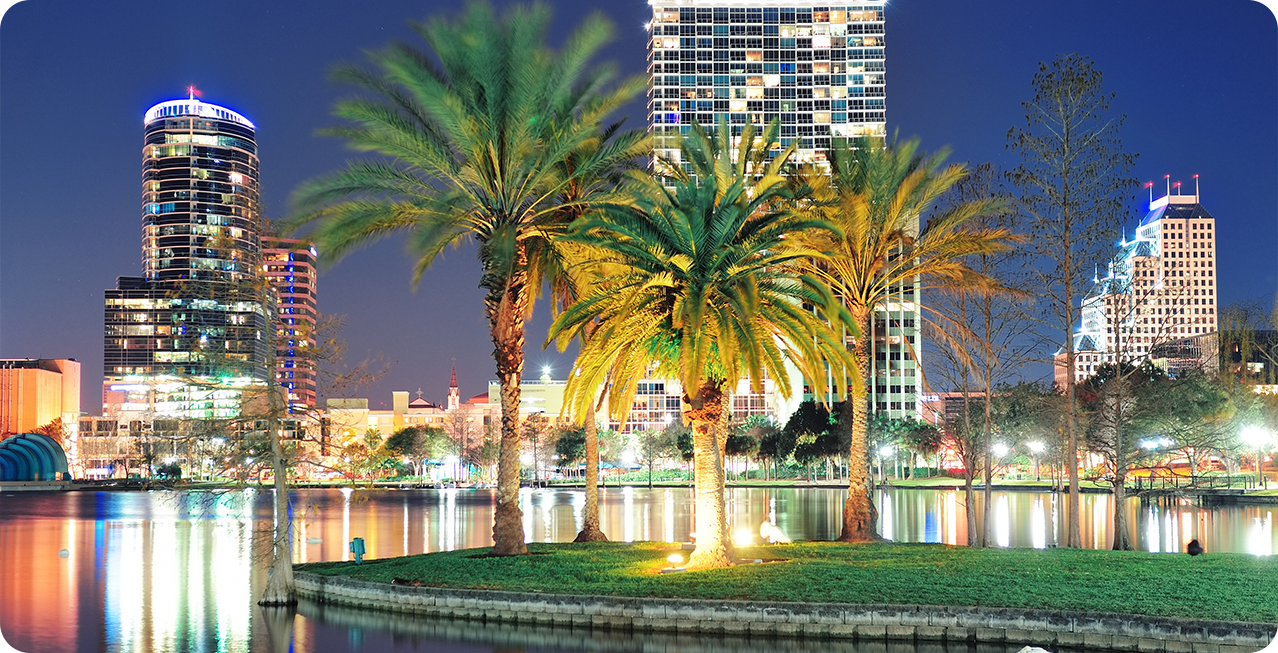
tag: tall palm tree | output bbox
[549,119,854,569]
[289,1,647,556]
[535,124,646,544]
[796,137,1016,542]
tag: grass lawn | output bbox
[301,541,1278,624]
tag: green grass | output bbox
[300,541,1278,624]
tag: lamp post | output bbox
[1026,441,1045,482]
[1241,426,1273,490]
[878,445,893,484]
[991,443,1009,481]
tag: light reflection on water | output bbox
[2,487,1277,653]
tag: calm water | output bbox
[2,486,1276,653]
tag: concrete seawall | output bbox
[295,571,1274,653]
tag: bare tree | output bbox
[926,162,1029,546]
[1006,53,1137,548]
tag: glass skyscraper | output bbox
[102,94,270,419]
[647,1,920,421]
[141,97,261,282]
[647,2,886,169]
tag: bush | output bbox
[155,462,182,480]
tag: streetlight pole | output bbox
[1027,441,1045,482]
[1241,426,1273,491]
[991,443,1009,481]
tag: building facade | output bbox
[102,94,270,419]
[142,96,261,282]
[1058,182,1219,385]
[263,237,319,410]
[645,0,919,420]
[647,1,886,168]
[0,359,80,437]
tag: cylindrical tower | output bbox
[141,94,261,282]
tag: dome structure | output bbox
[0,433,69,482]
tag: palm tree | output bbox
[796,137,1016,542]
[537,125,646,544]
[549,119,854,569]
[289,2,647,556]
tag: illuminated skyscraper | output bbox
[102,93,270,419]
[646,2,886,170]
[645,1,919,421]
[263,237,319,410]
[1058,179,1219,385]
[142,94,261,281]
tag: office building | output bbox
[1058,179,1219,385]
[102,93,270,419]
[0,359,80,437]
[263,237,319,410]
[645,0,918,420]
[647,1,886,168]
[142,93,261,282]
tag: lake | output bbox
[2,486,1274,653]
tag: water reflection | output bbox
[4,487,1278,653]
[297,596,1065,653]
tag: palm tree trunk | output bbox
[488,264,529,557]
[839,311,879,542]
[686,381,732,569]
[575,417,607,542]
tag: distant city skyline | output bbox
[1,0,1274,413]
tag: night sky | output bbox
[1,0,1275,415]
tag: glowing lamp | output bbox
[666,554,683,564]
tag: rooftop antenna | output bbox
[1145,181,1154,204]
[1164,174,1171,198]
[1193,174,1199,200]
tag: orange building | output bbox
[0,359,81,436]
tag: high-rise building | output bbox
[142,94,261,282]
[263,237,319,410]
[1057,180,1219,385]
[102,93,270,419]
[647,1,886,169]
[645,0,919,421]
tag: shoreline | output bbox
[293,570,1274,652]
[15,479,1276,503]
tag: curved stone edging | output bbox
[294,571,1274,653]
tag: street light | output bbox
[1241,426,1274,490]
[1026,441,1045,481]
[878,445,893,483]
[991,443,1009,483]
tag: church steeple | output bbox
[447,362,460,410]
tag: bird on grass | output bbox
[1187,539,1204,556]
